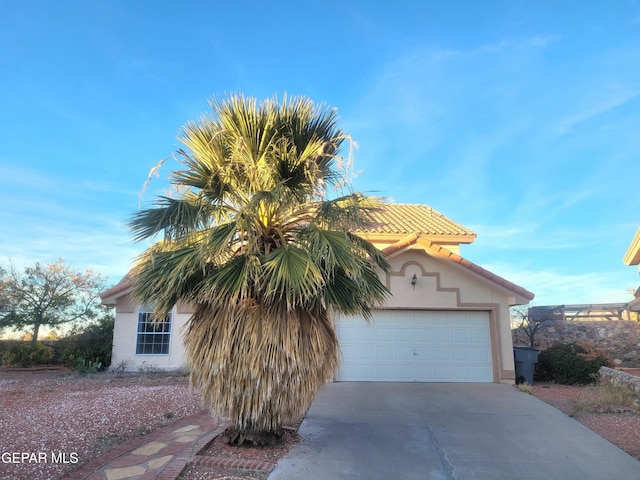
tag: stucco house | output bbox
[623,227,640,313]
[101,204,534,383]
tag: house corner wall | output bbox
[110,294,191,372]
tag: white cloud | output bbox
[428,34,561,61]
[468,222,620,252]
[553,88,639,135]
[482,263,638,306]
[0,215,138,283]
[0,164,141,283]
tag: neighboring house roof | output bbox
[623,228,640,313]
[356,204,477,245]
[623,228,640,266]
[382,233,535,302]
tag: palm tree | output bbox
[129,94,390,445]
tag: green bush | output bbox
[58,316,114,370]
[75,357,103,374]
[0,340,17,364]
[2,341,55,367]
[536,341,612,385]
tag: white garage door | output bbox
[336,310,493,382]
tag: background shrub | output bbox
[2,342,55,367]
[58,316,114,370]
[536,341,612,385]
[0,340,18,365]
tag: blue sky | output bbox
[1,0,639,307]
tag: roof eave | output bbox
[623,228,640,266]
[360,232,477,245]
[382,234,535,302]
[100,276,133,306]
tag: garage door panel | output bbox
[453,334,472,345]
[434,365,454,380]
[341,325,375,341]
[413,346,433,360]
[392,367,414,382]
[376,327,394,342]
[415,364,434,378]
[376,345,395,361]
[395,345,415,361]
[452,366,472,380]
[433,328,451,342]
[470,347,491,362]
[413,328,433,342]
[394,328,414,343]
[452,347,473,362]
[471,329,490,344]
[434,347,452,361]
[336,311,492,382]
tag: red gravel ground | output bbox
[0,368,203,480]
[531,379,640,461]
[2,368,639,480]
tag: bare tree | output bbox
[511,305,554,349]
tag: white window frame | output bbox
[135,306,172,355]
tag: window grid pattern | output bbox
[136,311,172,355]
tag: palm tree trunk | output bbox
[221,424,285,447]
[185,303,339,446]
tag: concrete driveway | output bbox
[269,382,640,480]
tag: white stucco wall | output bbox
[110,295,191,372]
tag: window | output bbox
[136,307,172,355]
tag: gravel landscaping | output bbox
[531,378,640,461]
[2,368,639,480]
[0,368,203,480]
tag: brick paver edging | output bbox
[63,410,217,480]
[155,422,229,480]
[189,455,275,473]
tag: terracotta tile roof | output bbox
[382,234,535,301]
[101,205,482,303]
[358,204,476,240]
[100,274,133,305]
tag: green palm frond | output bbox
[196,253,262,306]
[299,227,360,277]
[198,222,240,259]
[347,231,390,272]
[260,246,324,308]
[131,243,205,314]
[129,195,210,242]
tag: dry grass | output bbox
[591,380,638,407]
[516,384,532,394]
[569,380,638,417]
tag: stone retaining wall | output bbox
[512,320,640,367]
[599,367,640,399]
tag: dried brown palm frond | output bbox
[185,301,338,440]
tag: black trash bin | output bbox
[513,346,539,385]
